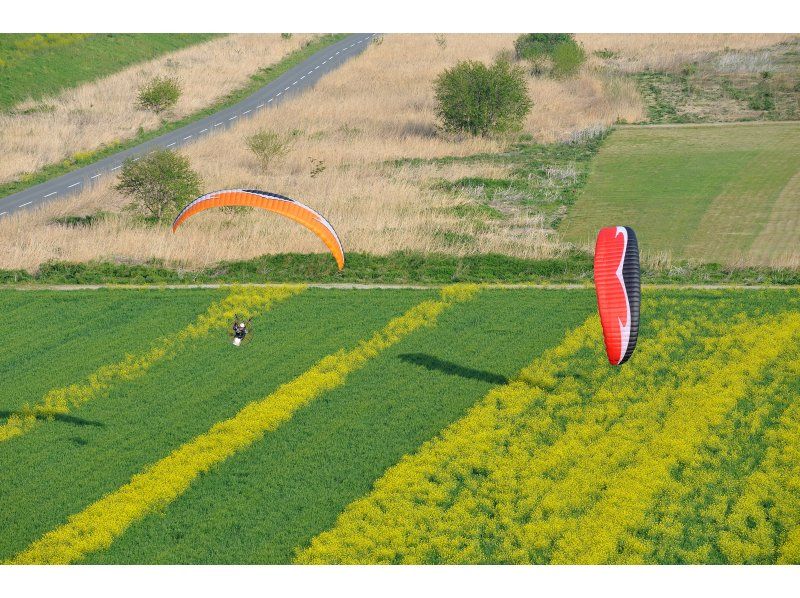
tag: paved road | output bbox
[0,33,377,218]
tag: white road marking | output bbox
[166,142,176,147]
[132,157,139,162]
[19,201,32,207]
[276,92,282,97]
[0,212,7,216]
[200,128,208,133]
[307,70,313,75]
[314,65,320,69]
[335,51,340,55]
[322,60,328,64]
[292,81,299,85]
[44,192,57,197]
[242,109,251,114]
[68,182,81,188]
[300,75,305,80]
[257,103,265,108]
[228,116,236,121]
[214,122,222,127]
[183,135,192,140]
[284,87,290,91]
[91,173,102,179]
[111,165,121,171]
[268,98,274,102]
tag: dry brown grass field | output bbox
[1,33,794,272]
[0,34,314,184]
[577,33,796,72]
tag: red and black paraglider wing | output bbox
[594,226,640,365]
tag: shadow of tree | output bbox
[398,353,509,385]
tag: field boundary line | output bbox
[7,284,480,564]
[3,283,800,291]
[0,285,304,443]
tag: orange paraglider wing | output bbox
[172,189,345,270]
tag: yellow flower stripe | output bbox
[297,307,800,564]
[550,312,800,564]
[715,354,800,564]
[7,284,479,565]
[0,285,303,443]
[295,300,715,564]
[627,349,799,564]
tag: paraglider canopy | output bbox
[594,226,640,365]
[172,189,345,270]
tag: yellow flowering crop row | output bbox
[553,313,800,564]
[621,343,799,564]
[713,354,800,564]
[297,305,800,564]
[8,284,479,565]
[0,285,303,444]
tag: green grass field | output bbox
[1,286,799,564]
[560,122,800,268]
[0,34,218,110]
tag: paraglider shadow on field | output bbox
[0,410,105,429]
[397,353,508,386]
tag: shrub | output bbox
[115,149,201,221]
[515,33,586,78]
[245,130,293,170]
[551,40,587,77]
[434,58,532,136]
[514,33,573,60]
[136,76,181,113]
[281,33,293,40]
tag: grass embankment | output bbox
[0,34,346,201]
[0,34,218,111]
[560,122,800,268]
[1,251,799,286]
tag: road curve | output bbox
[0,33,377,218]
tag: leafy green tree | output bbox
[136,76,181,113]
[434,58,532,136]
[115,149,201,221]
[245,130,293,170]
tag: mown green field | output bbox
[0,34,218,110]
[0,286,799,564]
[560,122,800,268]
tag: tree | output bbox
[137,76,181,113]
[245,130,293,170]
[115,149,201,221]
[434,58,532,136]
